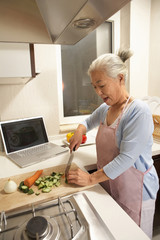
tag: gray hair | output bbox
[88,49,133,81]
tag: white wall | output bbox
[129,0,151,98]
[119,0,160,98]
[148,0,160,97]
[120,2,130,91]
[0,44,60,135]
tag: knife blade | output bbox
[65,147,76,179]
[65,152,74,179]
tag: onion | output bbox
[4,179,17,193]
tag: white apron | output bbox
[96,98,152,226]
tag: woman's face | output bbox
[90,70,124,106]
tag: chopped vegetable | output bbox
[24,170,43,188]
[51,172,56,176]
[35,192,40,196]
[35,180,41,186]
[18,181,24,190]
[21,185,29,193]
[38,182,45,189]
[35,172,63,192]
[55,181,61,187]
[19,171,63,195]
[28,188,34,195]
[42,187,51,193]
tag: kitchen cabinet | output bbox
[0,43,36,85]
[154,154,160,179]
[153,154,160,228]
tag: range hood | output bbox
[0,0,130,45]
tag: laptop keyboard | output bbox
[8,143,68,167]
[17,144,51,157]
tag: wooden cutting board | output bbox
[0,163,93,213]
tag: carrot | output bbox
[24,170,43,188]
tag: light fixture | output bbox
[73,18,96,29]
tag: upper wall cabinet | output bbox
[0,43,36,85]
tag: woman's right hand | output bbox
[69,130,82,151]
[69,124,86,151]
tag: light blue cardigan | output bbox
[82,99,159,200]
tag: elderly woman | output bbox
[67,49,159,239]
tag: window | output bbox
[57,21,113,124]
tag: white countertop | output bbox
[152,139,160,156]
[1,132,160,240]
[0,131,159,179]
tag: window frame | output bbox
[57,13,120,125]
[57,45,90,125]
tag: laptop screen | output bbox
[0,117,48,154]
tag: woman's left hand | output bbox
[67,168,92,186]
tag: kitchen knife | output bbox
[65,147,75,180]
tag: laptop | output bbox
[0,116,68,168]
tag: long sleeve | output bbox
[81,103,109,131]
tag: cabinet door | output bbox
[0,43,35,84]
[153,155,160,200]
[153,155,160,228]
[153,155,160,178]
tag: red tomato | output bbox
[81,134,87,144]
